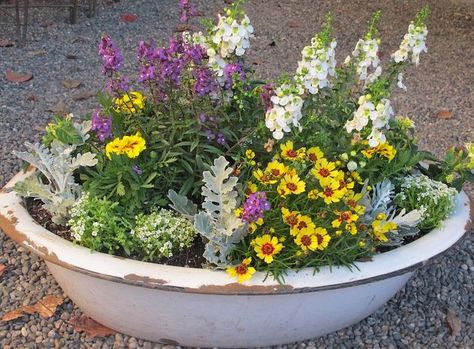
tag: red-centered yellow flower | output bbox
[371,214,397,242]
[252,234,283,264]
[253,169,277,185]
[226,257,256,283]
[362,143,397,161]
[318,177,345,204]
[295,231,318,252]
[280,140,299,160]
[311,158,339,181]
[344,191,366,214]
[314,227,331,250]
[307,146,324,162]
[351,171,363,184]
[245,181,258,196]
[331,210,359,228]
[281,207,300,228]
[266,160,287,179]
[290,214,315,236]
[335,172,354,194]
[345,222,358,235]
[277,173,306,197]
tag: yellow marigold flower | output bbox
[280,140,299,160]
[307,189,319,200]
[318,177,345,204]
[105,138,124,159]
[226,257,256,283]
[290,214,316,236]
[314,227,331,250]
[311,158,339,181]
[114,91,145,113]
[277,173,306,197]
[344,191,366,215]
[105,133,147,159]
[307,147,324,162]
[120,133,147,158]
[265,160,287,179]
[253,169,277,185]
[295,231,319,252]
[331,210,359,228]
[252,234,283,264]
[245,149,256,159]
[281,207,300,228]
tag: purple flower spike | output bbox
[91,109,113,142]
[223,63,245,90]
[194,67,217,97]
[241,192,271,223]
[260,83,274,111]
[105,75,130,97]
[216,132,226,146]
[98,35,123,76]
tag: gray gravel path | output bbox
[0,0,473,348]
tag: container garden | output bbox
[2,2,474,348]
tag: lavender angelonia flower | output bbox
[105,75,130,97]
[194,67,218,96]
[98,35,123,76]
[91,109,113,142]
[223,62,245,90]
[241,192,271,223]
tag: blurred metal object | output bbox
[0,0,98,44]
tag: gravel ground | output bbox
[0,0,473,348]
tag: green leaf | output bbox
[116,182,126,196]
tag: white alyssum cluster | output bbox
[68,192,88,242]
[131,209,197,260]
[351,37,380,81]
[265,84,304,140]
[391,23,428,65]
[345,95,394,147]
[295,38,337,94]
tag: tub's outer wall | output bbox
[47,261,412,348]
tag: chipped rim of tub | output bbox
[0,169,472,295]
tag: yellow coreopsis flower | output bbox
[318,177,346,204]
[265,160,287,179]
[290,214,316,236]
[311,158,339,181]
[114,91,145,113]
[281,207,300,228]
[245,149,256,159]
[253,169,278,185]
[371,214,398,242]
[277,173,306,197]
[295,231,319,252]
[307,146,325,162]
[226,257,256,283]
[307,189,319,200]
[245,181,258,196]
[248,218,264,233]
[331,210,359,228]
[280,140,299,160]
[344,191,366,215]
[252,234,283,264]
[314,227,331,250]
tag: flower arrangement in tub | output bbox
[13,1,474,284]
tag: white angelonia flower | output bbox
[295,38,337,94]
[265,84,304,140]
[210,14,254,59]
[391,23,428,65]
[352,37,380,81]
[345,95,394,147]
[365,66,382,87]
[397,72,407,91]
